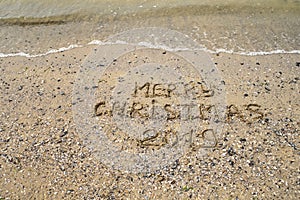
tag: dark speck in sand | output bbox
[227,147,235,156]
[249,160,255,166]
[265,86,271,91]
[296,62,300,67]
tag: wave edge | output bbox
[1,40,300,58]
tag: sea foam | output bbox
[0,40,299,58]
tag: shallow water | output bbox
[0,0,299,55]
[1,0,299,19]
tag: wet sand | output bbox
[1,2,300,55]
[0,45,299,199]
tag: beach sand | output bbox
[0,45,299,199]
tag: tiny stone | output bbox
[240,138,247,142]
[66,189,74,194]
[265,86,271,91]
[60,128,68,137]
[249,160,255,166]
[227,147,235,156]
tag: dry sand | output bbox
[0,45,299,199]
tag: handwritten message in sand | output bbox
[95,78,264,149]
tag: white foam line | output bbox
[1,40,300,58]
[0,44,82,58]
[238,49,300,56]
[90,40,300,56]
[210,48,300,56]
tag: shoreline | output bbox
[1,2,299,55]
[1,41,300,58]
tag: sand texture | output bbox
[0,45,299,199]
